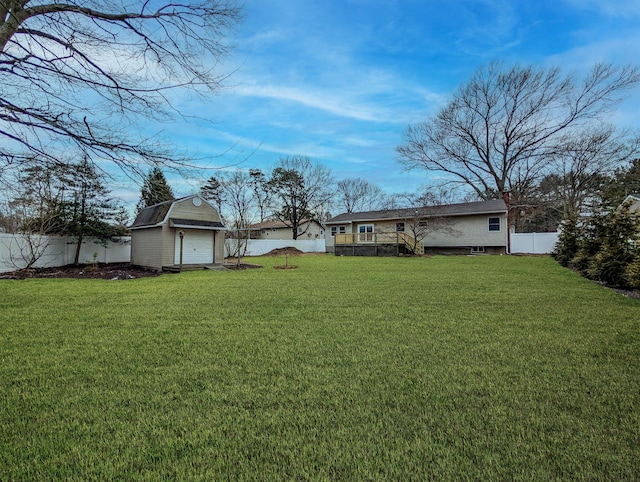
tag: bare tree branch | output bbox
[0,0,241,185]
[397,62,640,209]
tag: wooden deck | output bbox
[334,232,424,256]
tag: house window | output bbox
[488,217,501,232]
[471,246,485,254]
[358,224,374,242]
[339,226,346,234]
[396,222,405,232]
[260,229,266,235]
[418,220,428,227]
[331,226,337,237]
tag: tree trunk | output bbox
[73,235,84,266]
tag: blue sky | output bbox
[119,0,640,205]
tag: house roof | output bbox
[130,195,224,229]
[326,199,508,224]
[130,199,173,228]
[249,219,322,230]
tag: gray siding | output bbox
[131,227,164,270]
[169,198,222,223]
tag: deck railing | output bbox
[334,232,423,254]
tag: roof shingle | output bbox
[326,199,507,224]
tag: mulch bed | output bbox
[0,263,162,280]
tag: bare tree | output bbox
[335,178,384,213]
[549,125,640,218]
[217,170,255,261]
[3,161,68,269]
[397,62,640,210]
[0,1,241,185]
[248,169,272,222]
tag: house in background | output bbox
[621,193,640,214]
[249,219,325,240]
[130,195,225,271]
[325,199,508,256]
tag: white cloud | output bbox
[234,84,385,122]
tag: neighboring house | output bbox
[129,195,225,271]
[621,193,640,214]
[325,199,509,256]
[249,219,325,240]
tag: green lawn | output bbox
[1,255,639,480]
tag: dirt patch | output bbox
[265,247,304,256]
[0,263,162,280]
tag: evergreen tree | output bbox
[200,176,225,214]
[586,204,640,288]
[552,213,581,267]
[601,159,640,208]
[9,157,127,266]
[60,157,128,265]
[136,167,175,213]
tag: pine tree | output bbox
[136,167,175,213]
[9,157,127,266]
[200,176,225,214]
[60,157,128,265]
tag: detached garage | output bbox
[130,195,226,271]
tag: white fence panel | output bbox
[511,232,559,254]
[0,234,131,273]
[66,237,131,265]
[226,238,326,257]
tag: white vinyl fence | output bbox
[225,238,326,257]
[0,234,131,273]
[510,231,559,254]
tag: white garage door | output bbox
[174,230,214,264]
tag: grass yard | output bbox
[1,255,639,480]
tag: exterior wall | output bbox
[256,226,294,240]
[169,198,222,223]
[160,223,176,267]
[214,231,225,263]
[421,214,507,248]
[131,227,164,270]
[255,221,325,240]
[423,246,506,255]
[326,213,508,254]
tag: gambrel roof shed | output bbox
[130,195,226,271]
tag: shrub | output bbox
[552,215,580,267]
[556,203,639,290]
[625,256,640,290]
